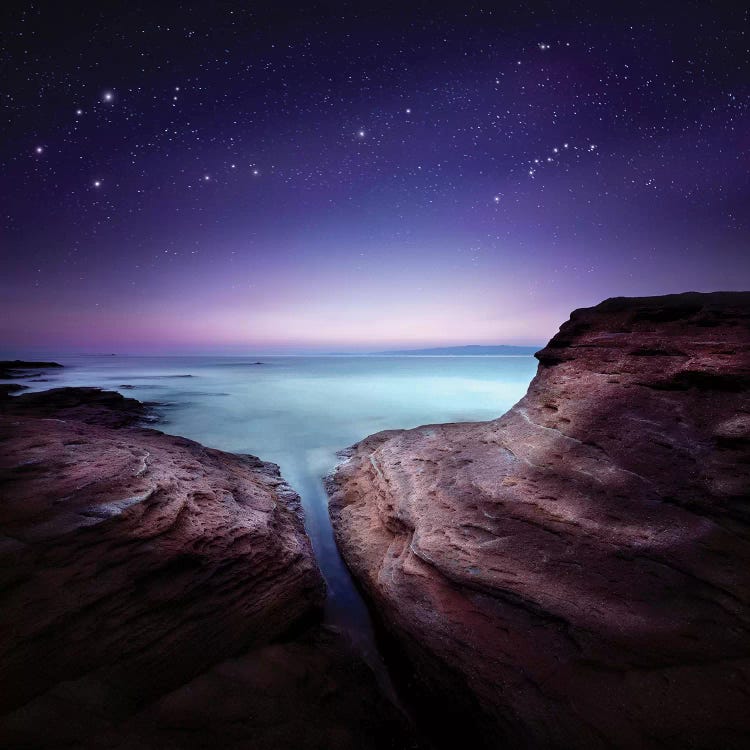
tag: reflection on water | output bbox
[8,355,537,682]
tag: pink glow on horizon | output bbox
[1,278,567,353]
[3,226,738,354]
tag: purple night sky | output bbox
[1,1,748,353]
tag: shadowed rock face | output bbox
[327,291,750,749]
[0,388,326,746]
[90,626,421,750]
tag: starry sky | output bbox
[2,1,749,353]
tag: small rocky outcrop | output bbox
[1,386,151,427]
[0,360,63,379]
[0,384,28,396]
[0,388,326,746]
[327,291,750,749]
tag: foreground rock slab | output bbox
[328,291,750,749]
[92,626,420,750]
[0,388,326,746]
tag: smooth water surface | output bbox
[7,355,537,681]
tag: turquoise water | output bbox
[6,355,537,680]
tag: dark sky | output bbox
[1,1,748,353]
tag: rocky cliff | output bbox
[327,291,750,749]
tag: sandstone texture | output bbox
[0,387,326,747]
[327,291,750,749]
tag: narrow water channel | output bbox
[277,455,400,703]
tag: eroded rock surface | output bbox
[328,291,750,749]
[0,388,325,746]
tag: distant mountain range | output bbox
[371,344,540,356]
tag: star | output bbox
[493,195,501,203]
[357,130,365,138]
[35,146,43,154]
[101,91,114,103]
[405,108,411,114]
[75,109,83,116]
[93,180,102,188]
[252,169,259,176]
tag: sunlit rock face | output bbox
[328,291,750,749]
[0,388,325,746]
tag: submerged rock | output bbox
[0,387,326,746]
[327,291,750,749]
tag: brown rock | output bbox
[0,386,151,428]
[327,291,750,749]
[0,388,325,746]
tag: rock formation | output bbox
[1,386,152,427]
[0,360,63,379]
[0,387,420,749]
[327,291,750,749]
[0,388,329,746]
